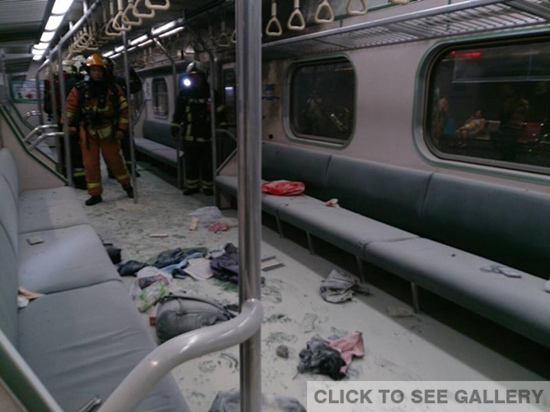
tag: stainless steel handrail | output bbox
[28,132,64,151]
[98,299,263,412]
[24,110,42,121]
[23,124,59,143]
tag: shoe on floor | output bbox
[183,188,199,196]
[203,188,213,196]
[85,195,103,206]
[123,185,134,199]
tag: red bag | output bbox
[261,180,305,196]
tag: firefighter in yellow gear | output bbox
[65,53,133,206]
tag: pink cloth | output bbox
[324,332,364,374]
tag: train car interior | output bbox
[0,0,549,411]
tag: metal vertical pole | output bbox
[122,30,138,203]
[152,37,182,189]
[57,48,73,187]
[48,55,59,126]
[236,0,262,411]
[48,54,62,172]
[0,50,7,106]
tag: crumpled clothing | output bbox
[324,332,364,374]
[209,221,229,233]
[210,243,240,283]
[261,180,305,196]
[208,390,305,412]
[117,260,148,277]
[297,337,346,380]
[148,247,208,268]
[189,206,223,224]
[320,269,370,303]
[159,251,205,274]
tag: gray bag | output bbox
[155,294,234,342]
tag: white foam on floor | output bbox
[77,165,545,411]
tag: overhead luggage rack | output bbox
[262,0,550,59]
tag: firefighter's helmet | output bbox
[185,60,206,75]
[86,53,106,68]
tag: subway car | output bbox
[1,0,549,411]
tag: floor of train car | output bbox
[75,161,548,411]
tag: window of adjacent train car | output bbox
[153,78,168,118]
[222,68,237,127]
[427,40,550,173]
[290,58,355,144]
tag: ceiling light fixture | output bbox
[151,20,176,35]
[159,26,184,38]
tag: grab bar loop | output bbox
[132,0,155,19]
[122,0,143,26]
[145,0,170,11]
[314,0,334,23]
[217,19,231,48]
[112,0,132,32]
[347,0,368,15]
[265,0,283,36]
[287,0,305,31]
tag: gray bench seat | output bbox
[0,149,89,234]
[215,141,550,348]
[18,187,90,234]
[365,238,550,346]
[18,224,120,294]
[18,280,186,412]
[279,199,418,257]
[0,147,189,411]
[135,121,178,168]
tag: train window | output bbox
[222,68,237,127]
[153,78,169,119]
[427,39,550,174]
[289,57,355,145]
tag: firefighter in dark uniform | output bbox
[171,61,225,195]
[65,53,134,206]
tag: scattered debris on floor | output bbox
[320,269,370,303]
[208,390,306,412]
[297,332,364,380]
[276,345,290,359]
[387,306,415,318]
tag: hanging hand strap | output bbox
[122,0,143,26]
[287,0,306,31]
[347,0,368,15]
[265,0,283,36]
[145,0,170,11]
[314,0,334,23]
[217,19,231,48]
[132,0,156,19]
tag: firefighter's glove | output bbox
[171,125,180,141]
[115,130,126,141]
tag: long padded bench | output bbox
[215,141,550,348]
[0,148,189,411]
[134,120,178,167]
